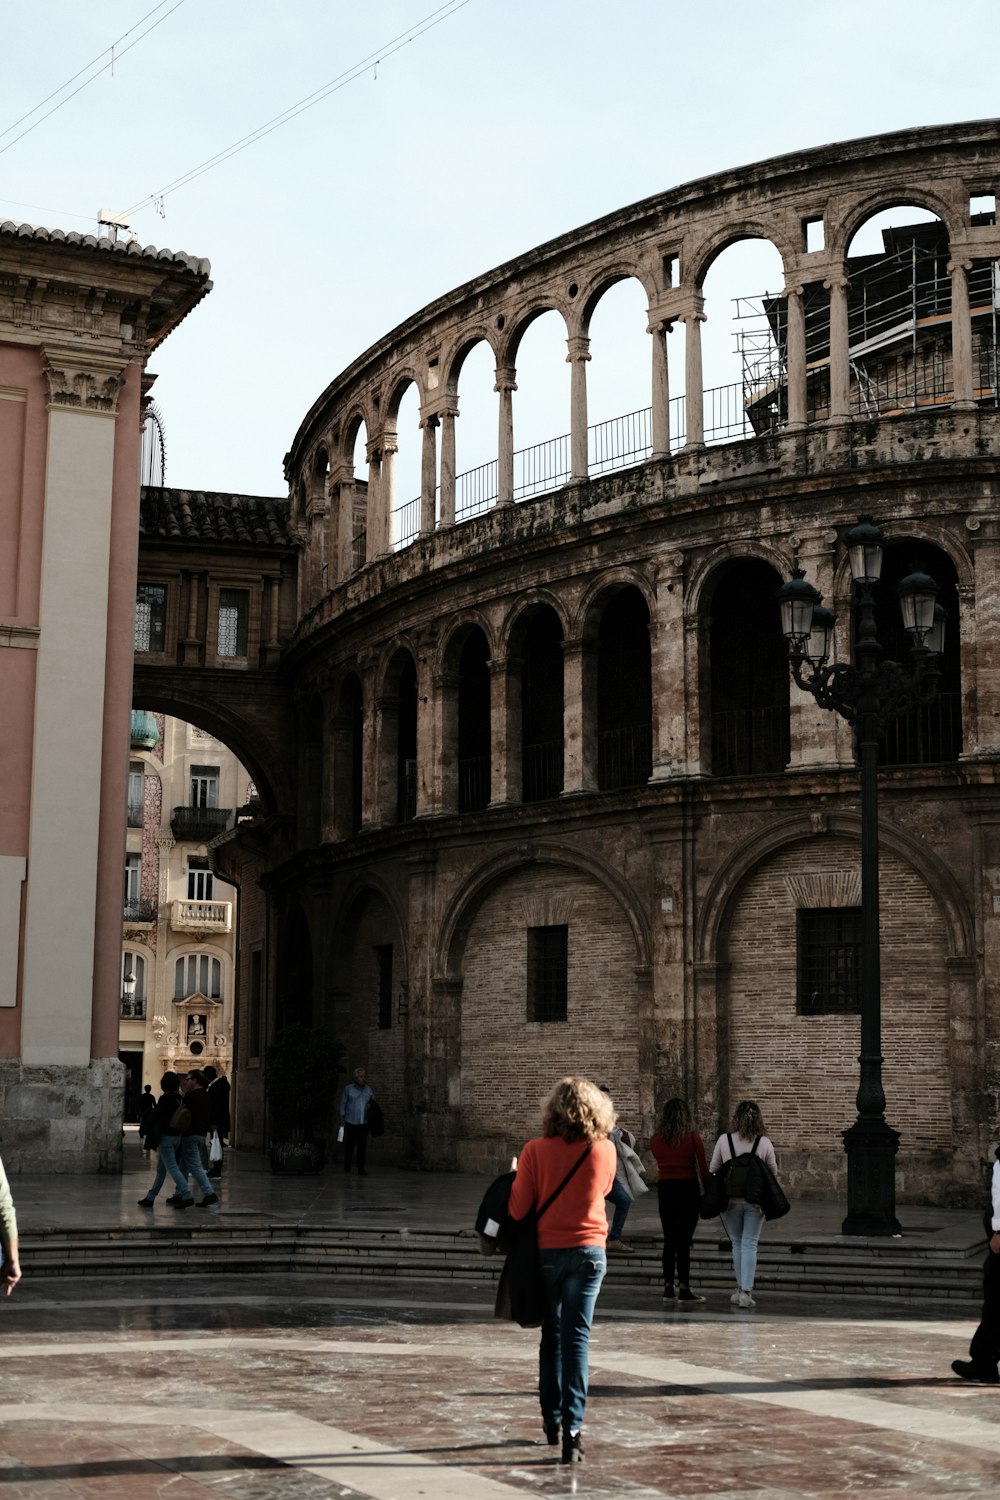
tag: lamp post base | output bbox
[842,1116,901,1236]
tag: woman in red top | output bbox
[649,1098,709,1304]
[508,1077,617,1466]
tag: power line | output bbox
[0,1,186,159]
[125,0,472,217]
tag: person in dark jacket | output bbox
[202,1065,231,1179]
[137,1072,190,1207]
[172,1071,218,1209]
[952,1128,1000,1384]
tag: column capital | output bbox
[41,344,128,412]
[494,365,518,393]
[947,257,974,276]
[565,334,591,363]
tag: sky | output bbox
[2,0,998,501]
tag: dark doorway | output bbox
[597,588,652,790]
[520,609,564,802]
[458,630,491,812]
[396,656,418,822]
[709,559,790,776]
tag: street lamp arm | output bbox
[791,650,941,737]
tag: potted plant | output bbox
[265,1022,343,1174]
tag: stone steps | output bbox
[19,1223,983,1303]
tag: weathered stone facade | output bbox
[151,122,1000,1205]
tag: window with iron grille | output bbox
[527,925,568,1023]
[127,762,144,826]
[797,908,862,1015]
[218,588,249,658]
[134,583,166,653]
[375,944,393,1029]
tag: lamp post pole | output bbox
[776,521,943,1236]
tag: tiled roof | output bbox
[0,220,211,277]
[140,487,294,547]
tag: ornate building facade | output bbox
[198,120,1000,1206]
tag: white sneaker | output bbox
[730,1290,742,1304]
[738,1290,755,1309]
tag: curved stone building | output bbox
[212,120,1000,1205]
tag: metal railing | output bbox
[394,496,420,551]
[878,690,962,767]
[170,806,234,841]
[458,754,490,813]
[119,994,147,1020]
[710,706,790,778]
[126,800,144,828]
[352,528,367,571]
[397,758,417,823]
[123,898,158,924]
[597,723,653,791]
[522,741,563,803]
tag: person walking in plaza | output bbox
[650,1097,708,1303]
[710,1098,778,1309]
[171,1070,219,1209]
[137,1071,190,1208]
[339,1066,374,1175]
[598,1085,638,1255]
[952,1119,1000,1384]
[202,1065,231,1180]
[508,1077,617,1466]
[137,1084,156,1153]
[0,1150,21,1295]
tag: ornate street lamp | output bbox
[121,965,137,1020]
[776,520,944,1235]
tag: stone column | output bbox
[495,366,517,506]
[566,334,590,481]
[949,256,976,409]
[786,531,845,769]
[649,318,671,459]
[331,460,356,582]
[967,523,1000,757]
[826,274,850,421]
[561,637,595,794]
[359,663,380,827]
[379,434,398,555]
[490,654,521,804]
[181,569,203,666]
[649,555,687,779]
[438,405,458,527]
[682,299,705,448]
[419,413,438,535]
[435,668,460,814]
[785,283,807,429]
[364,443,382,565]
[414,643,437,818]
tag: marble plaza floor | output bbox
[0,1139,997,1497]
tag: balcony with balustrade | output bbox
[170,899,233,934]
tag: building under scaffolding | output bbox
[739,214,1000,432]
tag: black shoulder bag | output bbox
[494,1145,593,1329]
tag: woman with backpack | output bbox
[709,1099,779,1308]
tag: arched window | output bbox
[458,630,491,812]
[596,588,652,790]
[708,559,790,776]
[396,656,418,823]
[174,953,222,1002]
[519,608,564,802]
[121,951,146,1019]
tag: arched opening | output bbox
[595,587,652,790]
[514,606,564,802]
[348,418,370,571]
[381,651,418,825]
[845,205,952,413]
[585,278,654,472]
[698,236,787,443]
[706,559,790,776]
[390,381,422,550]
[857,540,962,765]
[332,673,364,837]
[511,309,570,498]
[457,629,491,812]
[452,339,498,522]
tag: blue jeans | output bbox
[605,1179,631,1240]
[538,1246,607,1434]
[178,1135,215,1199]
[145,1134,188,1199]
[722,1201,765,1291]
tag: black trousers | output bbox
[657,1178,701,1286]
[969,1246,1000,1372]
[343,1122,369,1173]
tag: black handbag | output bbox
[743,1154,790,1220]
[698,1169,728,1219]
[494,1145,592,1329]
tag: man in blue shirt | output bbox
[339,1067,375,1176]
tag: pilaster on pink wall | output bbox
[0,344,47,624]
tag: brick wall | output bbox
[458,863,641,1166]
[725,835,950,1193]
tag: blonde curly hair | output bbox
[541,1077,616,1142]
[731,1099,766,1137]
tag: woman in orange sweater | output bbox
[508,1077,617,1466]
[650,1097,709,1304]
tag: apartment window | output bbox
[375,944,393,1030]
[187,856,214,902]
[218,588,249,658]
[797,908,862,1016]
[127,762,144,827]
[123,853,141,905]
[527,924,568,1023]
[135,584,166,653]
[190,766,220,809]
[174,953,222,1001]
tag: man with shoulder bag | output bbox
[171,1071,219,1209]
